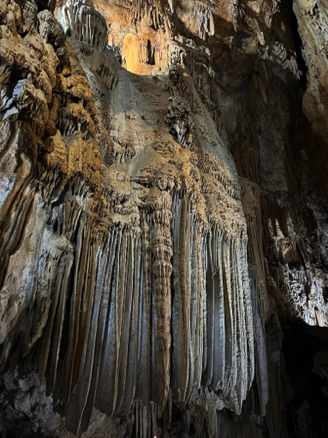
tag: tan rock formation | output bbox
[0,0,327,437]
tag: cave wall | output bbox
[0,0,327,437]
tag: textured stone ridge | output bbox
[0,0,328,437]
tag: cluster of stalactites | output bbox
[55,190,256,435]
[171,197,255,414]
[0,0,264,435]
[55,0,108,51]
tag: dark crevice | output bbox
[282,319,328,438]
[285,0,308,89]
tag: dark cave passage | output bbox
[283,319,328,438]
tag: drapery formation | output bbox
[4,0,328,437]
[0,2,263,433]
[0,131,259,436]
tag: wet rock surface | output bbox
[0,0,327,437]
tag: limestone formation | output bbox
[0,0,328,437]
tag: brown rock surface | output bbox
[0,0,328,437]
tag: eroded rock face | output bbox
[0,0,327,437]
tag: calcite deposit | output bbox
[0,0,327,437]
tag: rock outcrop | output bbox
[0,0,327,437]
